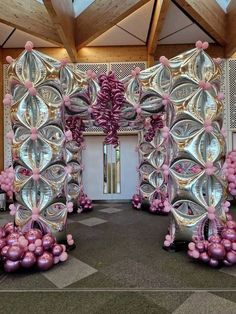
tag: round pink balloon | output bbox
[52,244,63,257]
[34,246,44,257]
[209,258,219,267]
[222,229,236,242]
[200,252,210,263]
[37,252,53,271]
[6,232,20,246]
[4,259,21,272]
[208,243,226,260]
[25,229,42,243]
[42,234,55,250]
[21,251,36,268]
[7,245,23,261]
[226,251,236,264]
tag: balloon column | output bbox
[163,41,227,247]
[6,41,68,241]
[61,63,98,212]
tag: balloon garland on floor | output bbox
[0,222,75,272]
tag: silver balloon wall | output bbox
[6,43,226,245]
[8,49,68,241]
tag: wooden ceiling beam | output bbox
[147,0,170,64]
[0,0,62,46]
[43,0,77,62]
[174,0,227,46]
[225,1,236,57]
[75,0,151,49]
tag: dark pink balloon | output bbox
[4,222,15,235]
[208,243,226,260]
[200,252,210,263]
[21,251,36,268]
[42,234,55,250]
[6,232,20,246]
[222,229,236,242]
[208,235,221,243]
[226,214,233,221]
[221,239,232,251]
[4,259,21,272]
[37,252,53,271]
[34,246,44,256]
[196,242,205,253]
[25,229,42,243]
[52,244,63,257]
[226,221,236,230]
[209,258,219,267]
[226,251,236,264]
[7,245,23,261]
[223,259,232,266]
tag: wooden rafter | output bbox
[75,0,151,49]
[174,0,226,46]
[225,0,236,57]
[0,0,62,46]
[43,0,77,62]
[147,0,170,62]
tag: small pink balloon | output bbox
[29,87,37,96]
[226,251,236,264]
[35,239,42,247]
[28,243,36,252]
[6,56,13,64]
[34,246,44,257]
[7,245,24,261]
[164,240,171,247]
[195,40,203,49]
[25,41,34,51]
[192,250,200,259]
[54,256,60,264]
[52,244,63,257]
[59,252,68,262]
[200,252,210,263]
[209,258,219,267]
[202,41,209,50]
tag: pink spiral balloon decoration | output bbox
[92,71,125,146]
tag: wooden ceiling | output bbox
[0,0,233,62]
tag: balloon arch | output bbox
[4,40,228,253]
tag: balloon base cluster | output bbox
[132,194,169,215]
[0,222,72,273]
[188,214,236,267]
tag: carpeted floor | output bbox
[0,202,236,314]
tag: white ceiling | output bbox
[87,0,154,46]
[0,0,215,48]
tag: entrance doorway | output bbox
[82,135,139,200]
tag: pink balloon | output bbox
[4,259,21,272]
[7,245,24,261]
[21,251,36,268]
[226,251,236,264]
[37,252,53,271]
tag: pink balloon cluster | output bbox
[150,192,169,214]
[77,192,93,213]
[144,115,164,142]
[188,214,236,267]
[92,71,125,146]
[132,194,142,209]
[65,116,85,147]
[0,167,14,199]
[223,151,236,196]
[0,222,71,273]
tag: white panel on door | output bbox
[82,135,139,200]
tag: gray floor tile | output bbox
[78,217,107,226]
[173,292,236,314]
[220,266,236,277]
[99,208,123,214]
[43,255,97,288]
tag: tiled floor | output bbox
[0,202,236,313]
